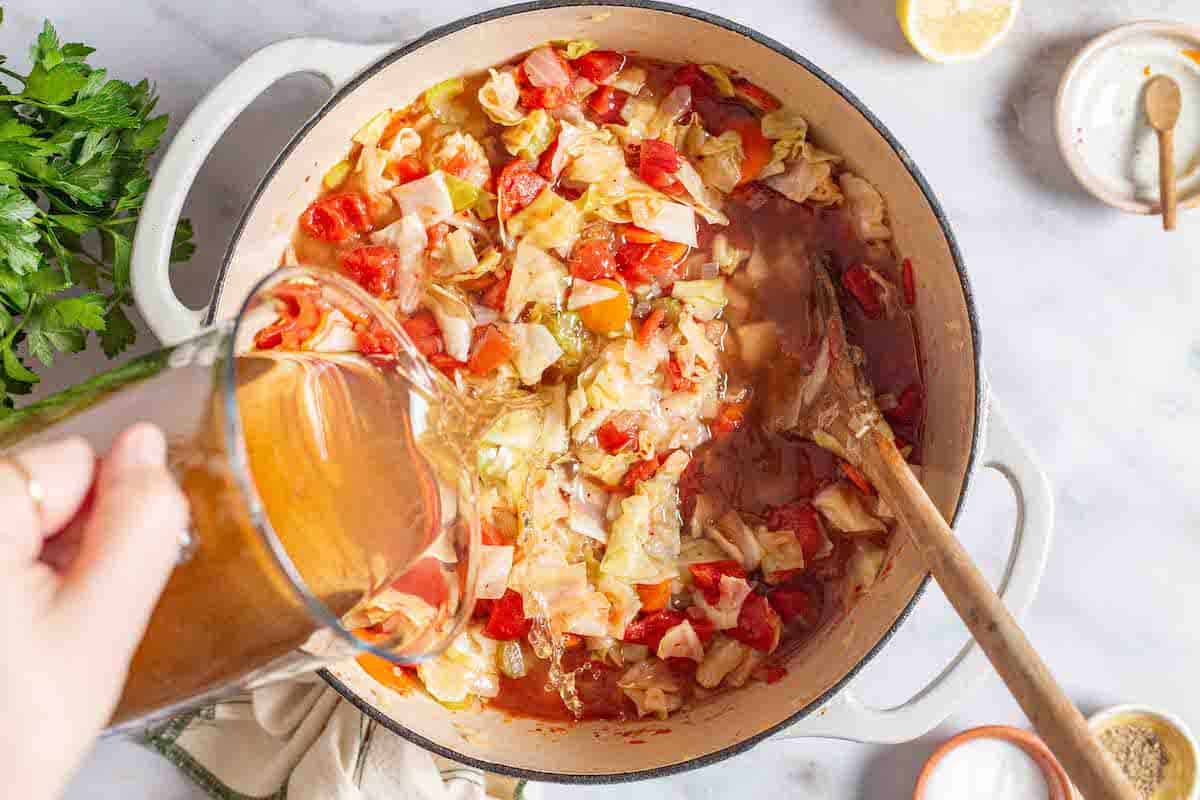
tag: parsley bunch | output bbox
[0,16,194,410]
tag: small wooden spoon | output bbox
[1145,75,1182,231]
[765,266,1139,800]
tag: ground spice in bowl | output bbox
[1100,723,1169,798]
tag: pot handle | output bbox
[131,38,395,344]
[771,399,1054,743]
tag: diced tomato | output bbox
[385,155,427,184]
[638,139,682,190]
[711,401,748,435]
[765,502,826,561]
[886,383,924,425]
[732,77,782,112]
[479,270,511,311]
[635,580,672,612]
[572,50,625,83]
[428,352,465,376]
[688,560,747,604]
[622,610,685,651]
[537,138,560,179]
[355,319,399,356]
[442,150,474,179]
[768,588,816,626]
[253,282,324,350]
[637,306,666,347]
[902,258,916,306]
[596,417,637,454]
[340,245,399,297]
[842,264,884,319]
[568,238,618,281]
[299,193,371,242]
[483,589,533,640]
[671,63,715,98]
[481,521,509,546]
[401,310,443,357]
[621,458,660,490]
[616,240,689,285]
[724,116,772,186]
[619,224,661,244]
[762,665,788,684]
[666,357,694,392]
[520,85,570,110]
[685,610,717,643]
[587,85,629,123]
[729,593,780,652]
[497,159,547,217]
[840,461,875,496]
[467,324,514,375]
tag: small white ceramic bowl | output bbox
[1056,21,1200,215]
[1088,704,1199,800]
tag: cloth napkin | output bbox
[143,675,539,800]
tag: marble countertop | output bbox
[7,1,1198,797]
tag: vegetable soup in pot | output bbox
[249,41,925,722]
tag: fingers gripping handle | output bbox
[131,38,394,345]
[773,399,1054,743]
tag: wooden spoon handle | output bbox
[1160,127,1177,231]
[861,431,1138,800]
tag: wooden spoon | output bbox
[1145,75,1182,231]
[765,265,1139,800]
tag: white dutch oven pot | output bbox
[131,2,1054,783]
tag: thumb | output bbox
[53,423,189,654]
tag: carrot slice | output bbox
[636,580,673,612]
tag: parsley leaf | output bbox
[0,19,195,410]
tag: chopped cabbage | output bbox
[306,309,358,353]
[322,159,351,190]
[564,133,626,184]
[700,64,736,97]
[478,68,525,126]
[477,544,515,599]
[390,171,455,225]
[735,320,778,368]
[759,109,809,179]
[503,242,569,322]
[725,648,764,687]
[657,620,704,662]
[711,233,747,274]
[506,187,583,251]
[508,323,564,385]
[765,152,839,206]
[676,313,720,375]
[577,443,638,485]
[352,110,392,147]
[714,510,763,571]
[600,494,664,583]
[443,227,479,274]
[502,109,557,160]
[678,537,734,566]
[569,484,609,543]
[672,279,727,320]
[442,173,482,213]
[839,173,892,240]
[813,482,887,534]
[649,85,692,136]
[423,77,467,124]
[560,39,598,59]
[537,383,569,457]
[691,574,752,630]
[562,590,613,637]
[417,627,500,705]
[527,305,592,375]
[568,278,621,310]
[424,285,475,362]
[629,197,697,246]
[697,636,751,688]
[524,47,572,89]
[389,127,421,157]
[432,132,491,188]
[349,144,397,196]
[844,539,887,605]
[610,65,647,95]
[619,661,684,719]
[756,529,806,580]
[674,158,729,225]
[697,131,744,194]
[483,407,542,450]
[597,576,641,638]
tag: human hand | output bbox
[0,424,189,800]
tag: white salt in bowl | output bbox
[913,725,1073,800]
[1088,704,1199,800]
[1056,21,1200,215]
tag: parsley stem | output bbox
[0,66,25,83]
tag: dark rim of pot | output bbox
[207,0,983,784]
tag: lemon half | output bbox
[897,0,1020,63]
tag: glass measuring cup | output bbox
[0,266,480,732]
